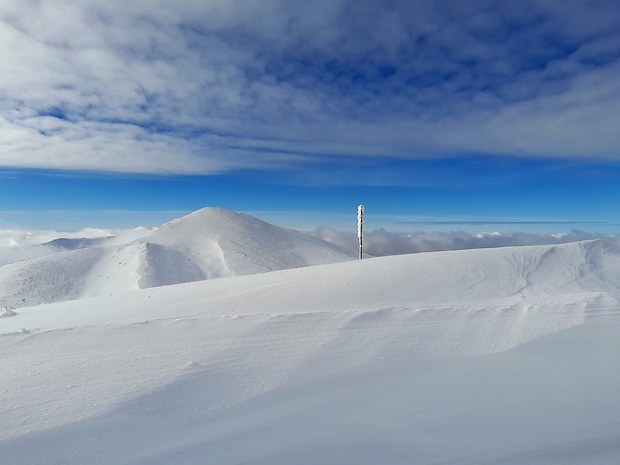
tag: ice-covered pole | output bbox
[357,204,364,260]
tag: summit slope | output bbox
[0,207,355,309]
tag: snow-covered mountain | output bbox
[145,207,357,279]
[1,238,620,464]
[0,207,355,309]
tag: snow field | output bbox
[1,209,620,464]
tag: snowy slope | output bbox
[0,208,355,309]
[1,239,620,464]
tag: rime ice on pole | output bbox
[357,204,364,259]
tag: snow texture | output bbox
[0,208,619,464]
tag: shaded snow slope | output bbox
[0,242,145,308]
[1,239,620,464]
[0,208,355,309]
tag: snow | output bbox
[0,208,619,464]
[0,207,355,309]
[0,308,16,318]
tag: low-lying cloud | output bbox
[0,228,119,248]
[313,227,618,257]
[0,228,122,265]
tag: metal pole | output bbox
[357,204,364,259]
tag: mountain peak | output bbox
[0,208,355,309]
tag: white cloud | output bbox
[313,227,618,257]
[0,227,123,265]
[0,227,119,248]
[0,0,619,174]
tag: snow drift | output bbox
[1,238,620,464]
[0,207,355,309]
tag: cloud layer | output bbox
[313,227,619,257]
[1,1,620,174]
[0,227,120,265]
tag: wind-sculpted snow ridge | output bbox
[0,207,356,309]
[1,239,620,464]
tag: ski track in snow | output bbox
[0,210,620,464]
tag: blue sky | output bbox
[1,0,620,234]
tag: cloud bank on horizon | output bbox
[0,227,119,265]
[314,227,620,257]
[0,227,119,248]
[1,0,620,175]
